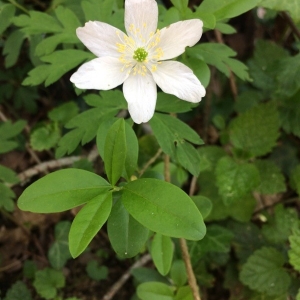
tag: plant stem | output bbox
[163,154,201,300]
[8,0,29,14]
[139,148,162,176]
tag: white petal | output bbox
[123,71,157,124]
[157,19,203,60]
[125,0,158,46]
[152,61,205,103]
[76,21,125,58]
[70,57,129,90]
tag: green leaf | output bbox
[291,165,300,196]
[260,0,300,23]
[86,260,108,281]
[194,225,234,254]
[174,286,193,300]
[170,0,188,14]
[155,92,196,113]
[107,199,149,258]
[275,54,300,98]
[170,260,187,287]
[48,221,72,269]
[254,160,286,195]
[13,11,62,34]
[0,120,26,154]
[229,102,280,158]
[4,281,32,300]
[35,6,80,56]
[121,178,206,240]
[30,123,60,151]
[0,164,19,184]
[3,30,25,68]
[0,4,16,34]
[188,43,251,81]
[33,268,65,300]
[82,0,115,23]
[18,169,111,213]
[262,204,299,244]
[137,282,174,300]
[149,113,203,176]
[197,145,227,173]
[234,90,264,113]
[104,118,126,185]
[0,183,15,212]
[215,156,260,205]
[288,228,300,272]
[191,196,212,219]
[23,50,94,87]
[56,110,118,158]
[131,267,170,284]
[279,92,300,138]
[215,22,237,34]
[199,0,260,20]
[240,247,291,296]
[48,102,79,125]
[151,233,174,276]
[69,192,112,258]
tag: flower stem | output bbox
[163,154,201,300]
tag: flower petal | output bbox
[76,21,125,58]
[70,57,128,90]
[157,19,203,60]
[123,71,157,124]
[152,61,205,103]
[125,0,158,46]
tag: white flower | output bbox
[70,0,206,124]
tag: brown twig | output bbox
[214,29,238,101]
[139,148,163,176]
[281,12,300,40]
[102,254,151,300]
[164,155,201,300]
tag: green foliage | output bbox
[57,91,126,158]
[104,118,127,185]
[254,160,286,195]
[170,260,187,287]
[260,0,300,23]
[150,113,203,176]
[288,228,300,272]
[4,281,32,300]
[0,120,26,154]
[33,268,65,300]
[262,205,299,244]
[86,260,108,281]
[229,102,280,158]
[0,4,16,35]
[151,233,174,276]
[188,43,251,81]
[121,178,206,240]
[48,221,72,269]
[240,247,291,296]
[18,169,111,212]
[69,192,112,258]
[215,156,260,205]
[107,199,149,258]
[137,282,174,300]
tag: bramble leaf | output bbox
[240,247,291,296]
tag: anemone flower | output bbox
[70,0,206,124]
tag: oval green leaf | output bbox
[121,178,206,240]
[104,118,127,185]
[137,282,174,300]
[151,233,174,276]
[107,199,149,258]
[69,192,112,258]
[18,169,111,213]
